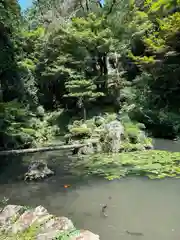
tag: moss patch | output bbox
[70,150,180,180]
[54,228,80,240]
[1,223,40,240]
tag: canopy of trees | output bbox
[1,0,180,150]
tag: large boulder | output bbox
[0,205,100,240]
[24,161,54,181]
[0,205,24,231]
[105,120,124,139]
[102,120,124,153]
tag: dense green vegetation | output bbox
[1,0,180,150]
[1,0,180,183]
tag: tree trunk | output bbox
[83,106,87,120]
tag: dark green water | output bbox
[0,139,180,239]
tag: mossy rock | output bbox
[66,113,153,154]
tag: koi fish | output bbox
[126,230,144,236]
[101,204,108,217]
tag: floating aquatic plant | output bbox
[70,150,180,180]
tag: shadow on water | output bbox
[0,139,180,239]
[153,138,180,152]
[0,155,28,183]
[0,150,94,186]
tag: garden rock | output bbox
[78,143,95,155]
[103,120,124,153]
[0,205,100,240]
[24,161,54,181]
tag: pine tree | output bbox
[35,13,113,109]
[65,74,104,119]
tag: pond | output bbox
[0,138,180,240]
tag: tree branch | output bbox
[79,0,85,12]
[105,0,117,17]
[85,0,90,12]
[96,0,103,8]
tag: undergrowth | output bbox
[65,112,152,152]
[0,101,62,150]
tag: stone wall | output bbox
[0,205,100,240]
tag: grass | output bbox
[70,150,180,180]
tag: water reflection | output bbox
[153,138,180,152]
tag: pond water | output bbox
[0,138,180,239]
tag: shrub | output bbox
[119,142,145,152]
[67,121,92,141]
[0,102,60,150]
[123,122,140,144]
[104,113,117,123]
[94,116,105,126]
[136,123,146,130]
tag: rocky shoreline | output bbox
[0,205,99,240]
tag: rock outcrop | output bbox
[24,161,54,181]
[65,113,153,155]
[0,205,100,240]
[103,120,124,153]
